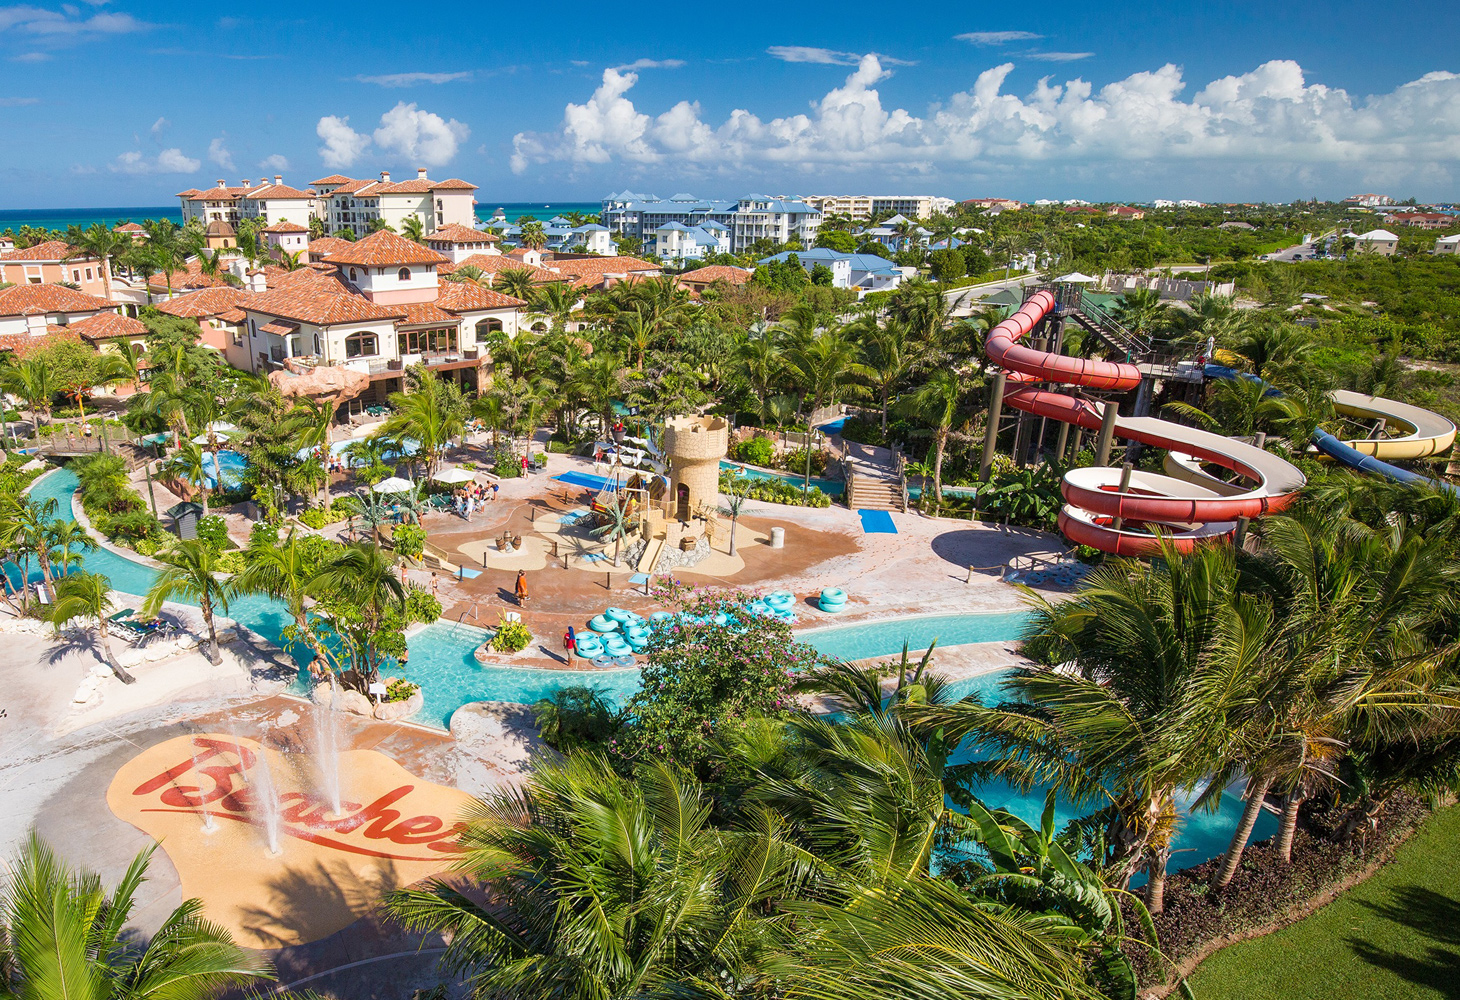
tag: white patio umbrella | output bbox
[372,476,414,494]
[191,431,229,445]
[204,421,237,434]
[433,467,477,484]
[1055,272,1098,283]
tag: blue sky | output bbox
[2,0,1458,208]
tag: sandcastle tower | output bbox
[663,415,729,521]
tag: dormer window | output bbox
[397,267,411,281]
[349,268,358,282]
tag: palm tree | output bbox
[286,397,336,507]
[237,527,329,672]
[0,833,272,1000]
[16,495,59,592]
[783,330,866,489]
[860,318,924,432]
[387,756,794,1000]
[517,220,547,250]
[400,215,426,243]
[590,495,635,566]
[63,223,130,303]
[167,441,212,513]
[567,352,629,438]
[496,267,537,301]
[339,488,394,546]
[897,368,969,506]
[46,518,94,575]
[1109,288,1171,340]
[530,282,579,332]
[719,487,748,556]
[50,571,135,683]
[306,543,404,691]
[144,221,188,298]
[381,368,467,478]
[142,539,235,666]
[734,332,783,426]
[10,356,58,431]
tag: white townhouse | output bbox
[311,169,477,238]
[177,176,317,228]
[653,221,730,261]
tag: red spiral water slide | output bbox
[984,290,1306,556]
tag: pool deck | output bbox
[0,444,1070,995]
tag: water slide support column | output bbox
[1094,398,1119,467]
[979,370,1007,482]
[1123,376,1155,464]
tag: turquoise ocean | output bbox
[0,202,603,234]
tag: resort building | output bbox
[176,177,317,229]
[234,229,526,401]
[1382,211,1453,230]
[490,218,616,255]
[261,222,310,263]
[961,197,1024,213]
[676,265,753,295]
[1352,229,1400,256]
[1435,234,1460,255]
[311,169,477,238]
[0,240,110,296]
[424,224,502,263]
[154,287,254,356]
[652,221,730,261]
[1343,193,1396,207]
[600,193,821,253]
[0,283,116,337]
[804,195,956,220]
[1108,206,1147,220]
[857,214,932,251]
[755,248,911,296]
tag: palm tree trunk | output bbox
[729,516,738,557]
[200,595,222,665]
[1212,773,1273,890]
[932,428,948,505]
[1145,845,1171,914]
[1275,792,1302,862]
[98,622,136,684]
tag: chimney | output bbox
[417,167,427,180]
[274,174,283,185]
[216,179,226,188]
[380,171,391,183]
[242,179,251,188]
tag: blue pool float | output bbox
[605,607,633,624]
[575,637,604,658]
[591,655,616,669]
[650,611,673,622]
[604,636,632,657]
[612,655,637,668]
[588,615,619,633]
[712,611,730,626]
[627,625,650,642]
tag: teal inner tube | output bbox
[605,607,633,624]
[820,587,846,604]
[589,615,619,632]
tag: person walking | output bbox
[431,573,440,601]
[515,569,529,606]
[399,563,407,588]
[563,625,576,658]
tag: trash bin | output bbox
[770,526,785,549]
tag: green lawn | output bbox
[1187,805,1460,1000]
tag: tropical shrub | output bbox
[837,416,889,447]
[489,616,532,653]
[385,678,419,702]
[777,446,831,476]
[532,686,622,752]
[732,434,775,466]
[194,514,229,554]
[493,446,523,478]
[719,470,832,508]
[392,522,426,560]
[404,584,441,623]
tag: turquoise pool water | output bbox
[720,461,844,496]
[800,612,1030,660]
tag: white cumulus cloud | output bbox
[110,147,200,174]
[372,101,470,166]
[316,102,468,168]
[207,136,234,170]
[316,114,371,167]
[509,56,1460,195]
[259,153,290,171]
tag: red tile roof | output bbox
[147,262,235,292]
[68,312,148,341]
[399,302,460,327]
[439,254,562,283]
[322,229,449,267]
[426,223,499,244]
[0,283,111,317]
[1,240,88,262]
[434,281,527,311]
[259,319,299,336]
[246,278,406,325]
[113,223,146,234]
[0,328,80,358]
[263,221,309,233]
[154,286,252,319]
[308,237,355,258]
[427,178,476,191]
[217,307,248,323]
[551,256,660,288]
[310,174,354,186]
[247,182,316,200]
[678,265,752,285]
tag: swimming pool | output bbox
[720,461,844,496]
[200,450,248,490]
[799,612,1030,660]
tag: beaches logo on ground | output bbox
[129,736,465,862]
[106,732,476,949]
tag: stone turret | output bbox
[663,415,729,521]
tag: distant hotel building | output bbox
[176,168,478,239]
[600,193,822,253]
[803,195,956,220]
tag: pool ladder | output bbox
[454,602,481,638]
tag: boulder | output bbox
[269,364,369,406]
[311,682,375,717]
[374,689,424,722]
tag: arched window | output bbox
[397,267,411,281]
[349,268,358,282]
